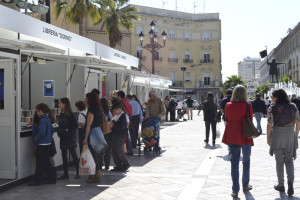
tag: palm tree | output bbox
[55,0,100,36]
[96,0,139,48]
[223,75,246,93]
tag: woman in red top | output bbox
[222,85,253,198]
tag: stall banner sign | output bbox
[43,80,55,97]
[0,69,3,109]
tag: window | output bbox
[169,49,175,58]
[170,71,176,82]
[185,49,190,59]
[169,30,175,39]
[185,72,191,81]
[204,77,210,85]
[203,72,211,85]
[184,32,190,40]
[203,32,210,41]
[136,26,143,35]
[154,28,160,37]
[204,51,210,62]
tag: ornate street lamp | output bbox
[181,65,186,94]
[139,21,167,74]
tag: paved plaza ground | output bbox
[1,111,300,200]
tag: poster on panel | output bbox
[43,80,55,97]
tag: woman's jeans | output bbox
[229,144,252,193]
[254,112,263,133]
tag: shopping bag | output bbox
[138,124,142,138]
[216,125,220,138]
[79,145,96,175]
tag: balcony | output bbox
[200,59,214,63]
[196,81,221,88]
[183,59,193,63]
[168,58,178,62]
[154,57,163,61]
[172,81,183,87]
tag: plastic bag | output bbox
[79,145,96,175]
[216,125,220,138]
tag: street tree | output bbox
[279,75,295,84]
[96,0,139,48]
[223,75,246,93]
[254,82,269,96]
[54,0,100,36]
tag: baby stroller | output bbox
[177,107,187,121]
[138,116,161,156]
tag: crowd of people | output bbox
[28,84,300,198]
[29,89,165,186]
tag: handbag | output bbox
[243,103,260,138]
[100,115,111,134]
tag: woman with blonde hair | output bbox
[222,85,254,198]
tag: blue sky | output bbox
[128,0,300,81]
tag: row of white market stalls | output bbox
[0,5,171,188]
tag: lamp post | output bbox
[139,21,167,74]
[181,65,186,97]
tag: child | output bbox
[110,101,130,172]
[29,103,56,186]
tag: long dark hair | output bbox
[132,95,143,111]
[60,97,73,116]
[35,103,55,123]
[272,89,290,105]
[207,92,215,104]
[86,92,104,115]
[100,98,109,114]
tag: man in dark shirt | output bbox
[186,96,194,120]
[291,94,300,114]
[252,93,267,133]
[220,89,232,121]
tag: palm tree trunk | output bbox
[78,16,86,36]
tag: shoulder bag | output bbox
[244,103,260,138]
[100,114,111,134]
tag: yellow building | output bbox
[129,5,222,100]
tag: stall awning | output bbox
[0,36,66,54]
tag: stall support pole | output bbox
[99,71,102,97]
[66,61,71,99]
[83,67,88,96]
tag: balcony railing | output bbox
[200,59,214,63]
[154,57,163,61]
[168,58,178,62]
[172,81,183,87]
[183,59,193,63]
[196,81,222,88]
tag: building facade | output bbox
[238,57,261,97]
[129,5,222,100]
[274,23,300,83]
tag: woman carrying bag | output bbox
[203,92,217,146]
[57,97,80,180]
[222,85,253,198]
[83,92,107,183]
[267,89,300,196]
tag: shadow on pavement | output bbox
[274,191,300,200]
[244,191,255,200]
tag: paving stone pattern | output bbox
[1,112,300,200]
